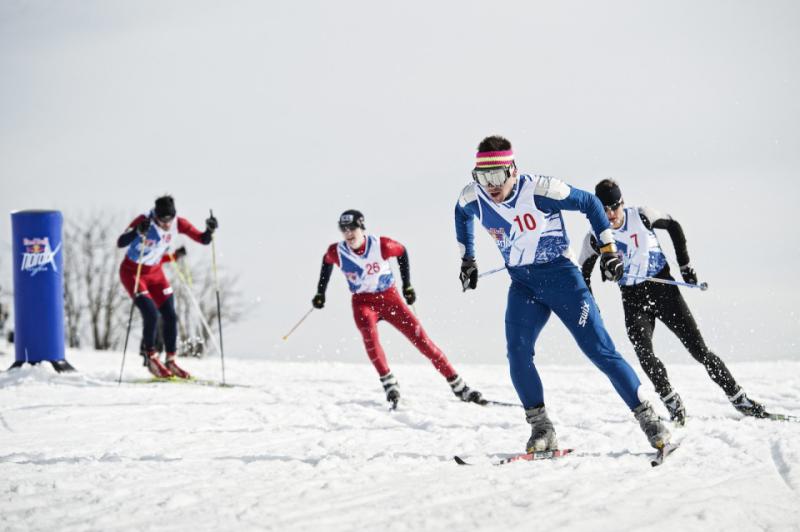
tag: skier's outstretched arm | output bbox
[454,185,480,291]
[639,206,695,283]
[639,207,690,267]
[316,259,334,296]
[117,215,147,248]
[454,185,478,260]
[380,237,415,304]
[177,216,217,245]
[312,245,338,309]
[534,177,623,281]
[396,250,415,304]
[311,259,334,309]
[395,249,411,288]
[533,178,614,247]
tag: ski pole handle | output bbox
[282,307,314,341]
[624,274,708,291]
[478,265,507,279]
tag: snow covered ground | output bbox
[1,349,799,532]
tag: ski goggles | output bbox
[156,214,175,223]
[603,200,623,212]
[472,163,515,188]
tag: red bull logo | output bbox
[21,237,61,276]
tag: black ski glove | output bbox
[680,263,697,285]
[460,257,478,292]
[206,215,219,233]
[312,293,325,309]
[598,244,624,282]
[402,285,416,305]
[136,218,151,236]
[173,246,187,260]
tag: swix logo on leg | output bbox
[21,237,61,276]
[578,300,590,327]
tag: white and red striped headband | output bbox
[475,149,514,168]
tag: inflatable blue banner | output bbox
[10,210,74,371]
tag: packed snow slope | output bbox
[1,349,799,532]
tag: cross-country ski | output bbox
[454,448,575,466]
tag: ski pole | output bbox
[282,308,314,340]
[181,260,193,287]
[118,234,146,385]
[624,274,709,291]
[478,265,507,279]
[168,255,223,357]
[175,257,193,288]
[209,209,226,385]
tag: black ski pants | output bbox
[620,266,739,398]
[135,294,178,354]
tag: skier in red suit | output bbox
[117,195,217,379]
[312,209,483,408]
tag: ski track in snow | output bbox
[1,350,799,532]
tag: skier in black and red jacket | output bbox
[117,195,217,379]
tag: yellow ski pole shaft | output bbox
[210,209,225,385]
[183,262,193,286]
[282,308,314,341]
[168,254,222,357]
[118,233,146,385]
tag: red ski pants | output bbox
[119,259,173,307]
[351,287,457,379]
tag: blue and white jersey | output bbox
[454,174,614,268]
[612,206,668,286]
[124,211,179,266]
[337,235,395,294]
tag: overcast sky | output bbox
[1,1,799,368]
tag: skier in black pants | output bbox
[578,179,766,423]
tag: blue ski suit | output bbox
[454,174,642,410]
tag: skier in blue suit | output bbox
[454,135,670,453]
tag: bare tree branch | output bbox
[63,212,130,350]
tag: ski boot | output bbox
[448,375,485,404]
[633,400,671,449]
[525,405,558,452]
[380,372,401,409]
[165,353,191,379]
[143,350,172,379]
[728,388,766,417]
[661,390,687,426]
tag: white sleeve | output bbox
[533,175,571,200]
[597,228,615,247]
[578,231,600,266]
[639,206,671,226]
[458,183,477,208]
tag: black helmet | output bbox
[154,195,176,219]
[338,209,365,231]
